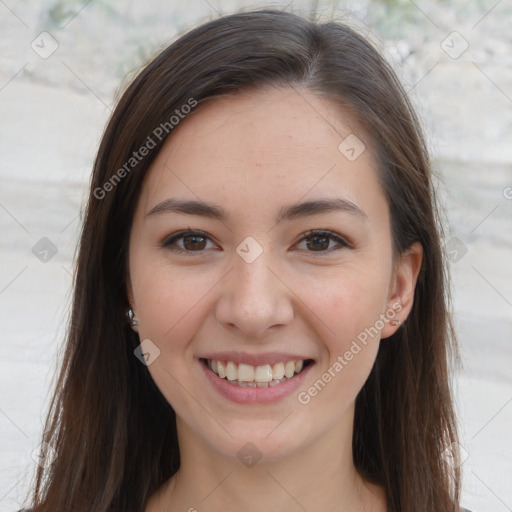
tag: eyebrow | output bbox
[276,198,367,222]
[145,197,367,222]
[146,198,225,219]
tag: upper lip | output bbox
[199,351,314,366]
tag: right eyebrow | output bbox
[145,198,226,220]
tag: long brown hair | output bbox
[26,10,460,512]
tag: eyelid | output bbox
[162,229,220,253]
[293,229,352,251]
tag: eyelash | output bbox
[162,229,216,254]
[295,230,351,252]
[161,229,351,255]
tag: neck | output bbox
[147,413,386,512]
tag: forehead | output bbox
[140,87,386,221]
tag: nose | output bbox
[214,253,294,339]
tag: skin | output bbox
[127,86,423,512]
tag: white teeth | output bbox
[217,361,226,379]
[237,379,285,388]
[237,363,255,382]
[272,362,285,380]
[226,361,237,381]
[206,358,308,384]
[254,364,272,383]
[284,361,295,378]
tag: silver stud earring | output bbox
[126,308,139,327]
[391,319,402,326]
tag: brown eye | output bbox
[162,230,217,252]
[295,230,350,252]
[182,234,207,250]
[306,235,330,251]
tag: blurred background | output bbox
[0,1,511,511]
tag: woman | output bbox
[21,9,471,512]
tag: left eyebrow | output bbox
[276,198,368,223]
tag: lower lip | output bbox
[199,359,314,404]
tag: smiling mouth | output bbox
[200,358,314,388]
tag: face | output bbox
[127,86,420,465]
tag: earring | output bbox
[391,319,402,326]
[126,308,139,327]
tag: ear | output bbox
[381,241,423,339]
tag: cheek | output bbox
[296,276,385,412]
[132,264,218,407]
[295,263,390,406]
[297,262,391,341]
[131,251,218,340]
